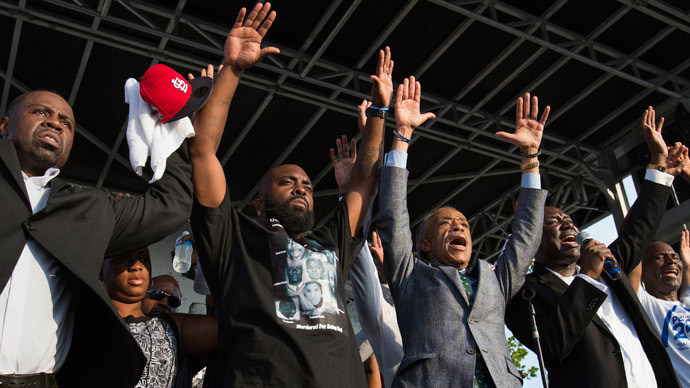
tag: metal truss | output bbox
[1,0,688,259]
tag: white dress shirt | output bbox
[546,267,657,388]
[538,168,674,388]
[0,168,75,373]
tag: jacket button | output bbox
[23,221,33,232]
[612,350,618,356]
[467,348,475,354]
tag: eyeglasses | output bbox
[147,289,181,308]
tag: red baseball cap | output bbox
[139,64,213,123]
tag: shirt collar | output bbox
[21,167,60,189]
[545,264,580,281]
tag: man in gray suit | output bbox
[377,77,549,387]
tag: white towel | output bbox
[124,78,195,183]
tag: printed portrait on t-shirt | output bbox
[306,253,326,280]
[276,296,301,321]
[270,234,345,333]
[286,258,304,289]
[287,239,307,261]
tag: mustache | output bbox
[34,128,63,147]
[289,195,308,204]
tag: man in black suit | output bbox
[506,106,682,388]
[0,89,192,387]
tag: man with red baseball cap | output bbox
[140,64,213,124]
[0,70,197,387]
[125,64,213,183]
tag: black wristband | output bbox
[520,149,541,158]
[366,107,387,119]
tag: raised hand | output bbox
[357,100,372,132]
[224,3,280,75]
[369,47,394,107]
[188,64,224,80]
[394,76,436,139]
[680,230,690,269]
[682,150,690,183]
[664,142,688,177]
[370,230,384,266]
[680,230,690,293]
[370,230,388,284]
[641,106,669,166]
[496,93,550,153]
[330,135,357,193]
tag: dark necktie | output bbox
[458,271,495,388]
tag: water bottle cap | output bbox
[175,230,191,245]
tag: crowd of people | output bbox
[1,2,689,388]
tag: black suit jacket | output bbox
[0,138,193,387]
[506,179,681,388]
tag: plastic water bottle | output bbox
[173,231,193,273]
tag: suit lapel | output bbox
[470,263,487,313]
[47,178,71,195]
[533,262,570,294]
[0,139,30,208]
[436,263,471,306]
[38,178,72,217]
[532,263,613,334]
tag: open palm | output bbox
[330,136,357,192]
[224,3,279,72]
[497,93,549,151]
[394,76,436,135]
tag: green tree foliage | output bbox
[508,335,538,379]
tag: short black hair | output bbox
[4,89,68,117]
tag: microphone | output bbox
[575,231,622,281]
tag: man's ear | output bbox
[418,238,431,253]
[253,194,264,216]
[0,117,10,137]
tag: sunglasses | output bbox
[147,289,181,308]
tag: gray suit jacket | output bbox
[377,166,547,388]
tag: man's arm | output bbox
[343,48,393,237]
[378,76,435,292]
[107,143,193,255]
[630,262,643,294]
[189,3,279,207]
[171,313,218,358]
[493,93,550,301]
[679,230,690,296]
[608,106,685,273]
[331,131,404,374]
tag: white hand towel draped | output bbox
[124,78,195,183]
